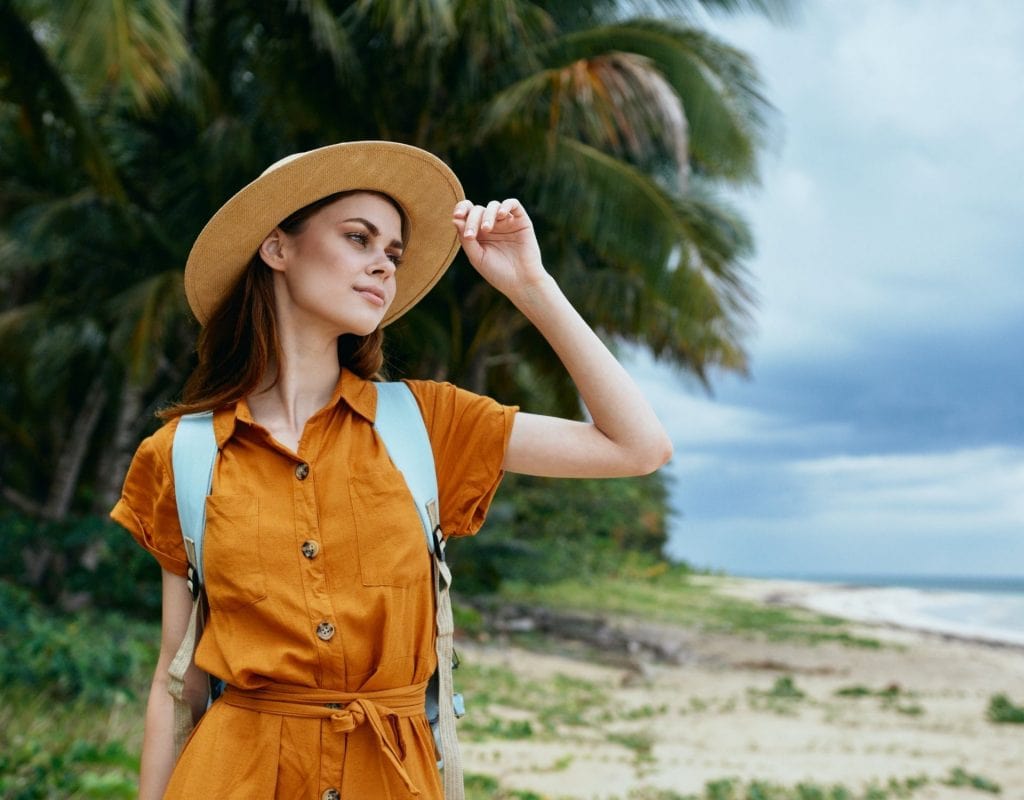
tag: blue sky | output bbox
[636,1,1024,577]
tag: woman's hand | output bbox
[452,199,547,300]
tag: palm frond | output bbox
[105,269,188,385]
[59,0,190,112]
[494,134,754,378]
[0,1,125,198]
[539,19,772,183]
[348,0,455,46]
[287,0,358,79]
[480,52,688,180]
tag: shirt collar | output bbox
[211,368,379,449]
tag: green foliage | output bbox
[498,570,883,649]
[464,772,547,800]
[0,512,161,617]
[942,767,1001,793]
[0,581,157,703]
[986,693,1024,724]
[607,730,657,764]
[0,736,138,800]
[449,471,673,593]
[766,676,804,699]
[747,676,805,715]
[834,684,924,717]
[455,660,609,741]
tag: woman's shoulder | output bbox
[132,415,183,469]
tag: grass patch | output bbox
[607,730,656,765]
[464,772,548,800]
[455,661,609,741]
[835,684,924,717]
[607,774,933,800]
[942,766,1001,793]
[986,693,1024,724]
[498,570,882,649]
[0,689,145,799]
[748,676,807,715]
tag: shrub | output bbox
[0,512,161,617]
[448,471,674,593]
[0,581,157,703]
[987,693,1024,724]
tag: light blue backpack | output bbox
[167,381,465,798]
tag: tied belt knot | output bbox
[221,680,429,795]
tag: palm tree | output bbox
[0,0,792,521]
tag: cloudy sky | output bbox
[638,0,1024,577]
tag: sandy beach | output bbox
[458,576,1024,799]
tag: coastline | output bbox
[717,575,1024,650]
[459,573,1024,798]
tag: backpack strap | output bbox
[373,381,441,555]
[172,411,217,588]
[374,382,465,799]
[168,411,218,757]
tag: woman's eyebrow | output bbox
[343,217,404,250]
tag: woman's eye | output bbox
[347,232,367,245]
[388,254,403,267]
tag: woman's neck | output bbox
[246,329,341,450]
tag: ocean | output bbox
[738,572,1024,643]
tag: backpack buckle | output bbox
[186,563,201,600]
[432,526,446,562]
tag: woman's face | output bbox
[262,192,405,337]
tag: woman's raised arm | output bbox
[453,199,673,479]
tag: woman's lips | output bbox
[355,287,385,306]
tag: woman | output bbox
[112,141,671,799]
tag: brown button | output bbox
[301,540,320,559]
[316,621,335,641]
[322,790,340,800]
[295,462,310,480]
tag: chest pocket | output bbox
[203,494,266,611]
[349,471,430,588]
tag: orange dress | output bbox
[111,370,517,799]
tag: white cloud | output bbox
[789,447,1024,532]
[703,0,1024,365]
[830,1,1024,146]
[667,445,1024,573]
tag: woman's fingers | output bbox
[464,204,487,238]
[498,198,520,220]
[480,200,501,232]
[452,199,525,238]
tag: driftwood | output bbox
[474,602,696,667]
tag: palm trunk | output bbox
[92,380,144,513]
[42,374,108,522]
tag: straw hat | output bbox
[184,140,464,327]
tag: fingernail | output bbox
[466,228,475,237]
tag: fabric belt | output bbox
[221,680,430,796]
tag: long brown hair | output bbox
[160,191,401,420]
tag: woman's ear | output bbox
[259,229,287,272]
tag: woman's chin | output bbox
[336,310,388,338]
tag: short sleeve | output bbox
[109,420,189,576]
[404,380,518,537]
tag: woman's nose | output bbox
[368,252,396,277]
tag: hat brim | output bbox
[184,141,464,327]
